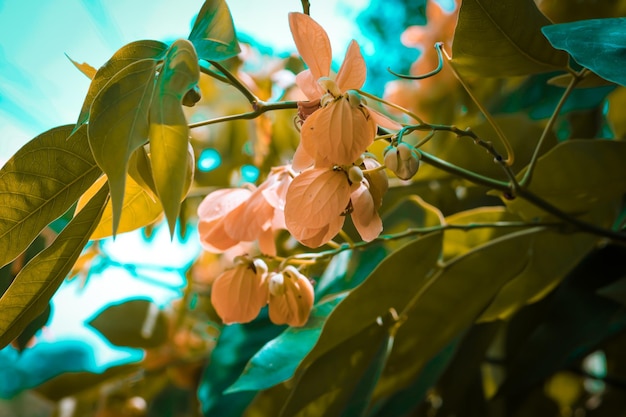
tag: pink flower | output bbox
[197,166,292,255]
[268,266,315,327]
[211,258,269,325]
[288,13,400,170]
[284,161,386,247]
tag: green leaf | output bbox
[88,298,168,348]
[88,58,158,236]
[502,140,626,219]
[452,0,568,76]
[279,318,394,417]
[64,53,97,79]
[478,230,597,321]
[542,18,626,87]
[295,232,443,377]
[0,124,101,269]
[375,228,537,398]
[76,40,168,128]
[227,295,346,393]
[0,183,109,349]
[149,39,200,236]
[188,0,240,62]
[76,174,163,240]
[128,146,158,199]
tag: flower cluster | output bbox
[210,258,314,327]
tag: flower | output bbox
[197,166,292,255]
[384,142,421,180]
[268,266,315,327]
[288,12,399,170]
[211,258,269,324]
[284,160,386,247]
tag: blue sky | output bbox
[0,0,368,162]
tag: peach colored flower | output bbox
[268,266,315,327]
[211,258,269,325]
[197,166,292,255]
[288,12,400,170]
[284,163,386,247]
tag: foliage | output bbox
[1,0,626,416]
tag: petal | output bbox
[224,186,275,242]
[303,99,376,166]
[198,219,240,253]
[285,168,350,229]
[351,184,383,242]
[268,267,315,327]
[367,107,403,130]
[296,70,324,101]
[291,141,315,172]
[288,12,331,80]
[257,227,277,256]
[335,40,366,92]
[197,188,252,222]
[211,264,268,324]
[363,157,388,209]
[287,214,345,248]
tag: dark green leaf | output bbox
[88,58,157,236]
[452,0,568,76]
[0,183,109,349]
[150,39,199,235]
[188,0,240,62]
[279,317,394,417]
[14,304,50,351]
[76,40,168,128]
[227,295,346,393]
[0,124,101,269]
[543,18,626,87]
[88,298,168,349]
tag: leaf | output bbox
[547,72,614,89]
[88,58,158,236]
[65,53,97,79]
[0,124,101,269]
[279,317,394,417]
[76,174,162,240]
[374,228,537,398]
[149,39,199,236]
[452,0,568,76]
[607,87,626,139]
[542,18,626,87]
[88,298,168,349]
[188,0,240,62]
[502,140,626,219]
[13,304,50,351]
[294,232,443,377]
[0,183,108,349]
[76,40,168,128]
[128,146,158,199]
[227,295,346,393]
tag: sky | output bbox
[0,0,368,162]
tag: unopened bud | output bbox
[348,166,364,184]
[269,273,286,296]
[384,143,420,180]
[318,77,342,98]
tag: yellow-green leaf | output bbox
[0,183,109,349]
[0,125,101,269]
[65,53,97,79]
[128,146,158,200]
[150,39,200,236]
[503,140,626,219]
[76,175,163,240]
[76,40,168,128]
[88,58,157,236]
[452,0,569,76]
[188,0,240,61]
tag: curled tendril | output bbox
[387,42,444,80]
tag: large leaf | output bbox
[452,0,568,76]
[75,40,168,128]
[76,175,162,240]
[0,124,101,269]
[279,319,394,417]
[149,39,199,235]
[374,228,537,398]
[88,58,158,236]
[503,140,626,219]
[294,232,443,376]
[188,0,240,61]
[88,298,168,349]
[227,295,346,393]
[0,184,109,348]
[542,18,626,87]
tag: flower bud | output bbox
[348,166,364,184]
[384,143,420,180]
[268,266,315,327]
